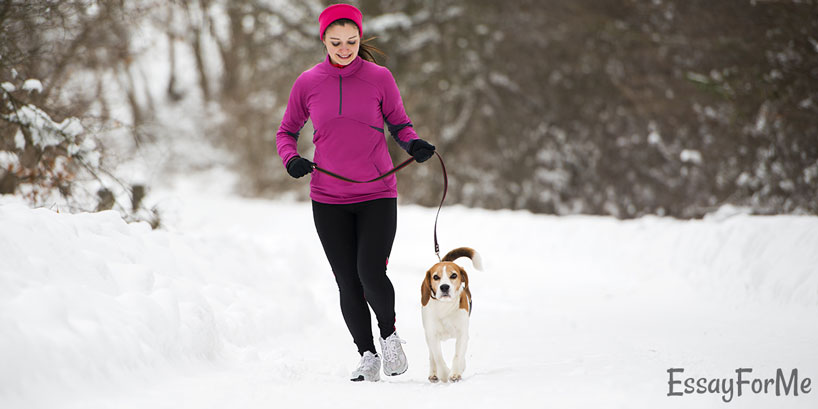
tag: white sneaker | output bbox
[379,332,408,376]
[350,351,381,382]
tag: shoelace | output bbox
[381,334,406,362]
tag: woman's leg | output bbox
[354,198,398,339]
[312,201,376,355]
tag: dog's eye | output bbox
[433,275,440,280]
[450,274,457,280]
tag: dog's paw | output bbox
[428,375,439,383]
[449,374,462,383]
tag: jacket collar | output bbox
[322,54,364,77]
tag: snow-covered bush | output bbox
[0,1,160,225]
[1,79,100,205]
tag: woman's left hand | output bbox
[409,139,436,163]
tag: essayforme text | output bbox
[667,368,812,403]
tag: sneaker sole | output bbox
[350,375,380,382]
[385,367,407,377]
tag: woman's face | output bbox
[323,23,360,66]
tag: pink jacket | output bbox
[276,55,419,204]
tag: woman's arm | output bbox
[276,77,309,168]
[380,68,419,152]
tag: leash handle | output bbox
[312,151,448,260]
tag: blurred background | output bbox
[1,0,817,224]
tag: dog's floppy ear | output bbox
[459,266,472,312]
[459,266,470,293]
[421,269,433,306]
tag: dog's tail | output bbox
[442,247,483,270]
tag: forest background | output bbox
[2,0,816,221]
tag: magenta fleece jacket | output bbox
[276,55,419,204]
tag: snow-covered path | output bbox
[2,184,817,409]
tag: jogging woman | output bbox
[275,3,436,382]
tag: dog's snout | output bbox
[440,284,450,293]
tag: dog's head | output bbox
[421,261,470,307]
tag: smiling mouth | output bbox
[337,53,351,59]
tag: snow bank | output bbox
[0,198,325,404]
[537,211,818,307]
[1,192,816,408]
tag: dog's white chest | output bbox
[422,301,469,340]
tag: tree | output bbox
[1,0,158,224]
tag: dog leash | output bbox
[312,151,448,261]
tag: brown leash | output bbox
[312,152,448,261]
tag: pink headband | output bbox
[319,4,363,40]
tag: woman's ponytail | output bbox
[359,37,386,64]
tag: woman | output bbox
[275,3,436,382]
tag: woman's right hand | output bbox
[286,156,315,178]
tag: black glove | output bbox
[286,156,314,178]
[409,139,435,163]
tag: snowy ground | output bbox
[1,173,817,409]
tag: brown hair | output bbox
[324,19,386,64]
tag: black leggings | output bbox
[312,198,397,355]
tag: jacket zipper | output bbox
[338,75,343,115]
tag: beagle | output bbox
[421,247,482,383]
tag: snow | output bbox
[22,79,43,94]
[13,129,25,150]
[648,129,662,145]
[686,71,709,84]
[0,151,19,171]
[680,149,703,164]
[0,78,43,97]
[489,72,521,93]
[6,105,63,148]
[59,117,83,138]
[368,13,413,34]
[1,176,817,409]
[804,160,818,184]
[2,104,83,149]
